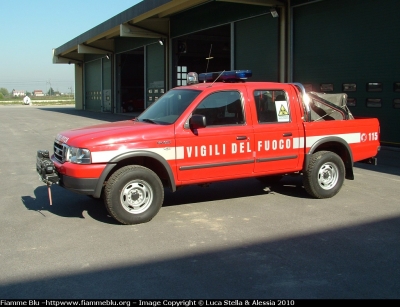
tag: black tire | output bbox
[104,165,164,225]
[303,151,345,199]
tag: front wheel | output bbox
[104,165,164,225]
[303,151,345,199]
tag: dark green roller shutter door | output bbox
[171,2,271,38]
[146,43,164,105]
[235,15,279,81]
[293,0,400,144]
[85,60,102,112]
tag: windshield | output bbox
[137,89,201,124]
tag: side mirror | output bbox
[189,114,207,129]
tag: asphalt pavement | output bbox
[0,105,399,299]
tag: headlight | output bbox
[66,147,91,164]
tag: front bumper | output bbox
[37,150,103,196]
[58,173,98,195]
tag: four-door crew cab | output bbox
[36,70,380,225]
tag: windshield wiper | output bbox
[141,118,157,124]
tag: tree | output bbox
[0,93,4,100]
[47,87,55,96]
[0,88,9,97]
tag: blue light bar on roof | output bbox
[198,70,252,83]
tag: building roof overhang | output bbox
[52,0,285,64]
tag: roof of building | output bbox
[52,0,283,64]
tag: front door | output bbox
[175,90,254,183]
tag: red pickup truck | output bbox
[36,70,380,225]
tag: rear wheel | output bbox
[303,151,345,199]
[104,165,164,225]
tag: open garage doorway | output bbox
[172,24,230,86]
[117,47,145,113]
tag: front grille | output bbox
[54,141,67,163]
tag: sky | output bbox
[0,0,143,94]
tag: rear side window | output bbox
[193,91,244,126]
[254,90,290,123]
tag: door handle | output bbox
[283,132,292,137]
[236,136,247,140]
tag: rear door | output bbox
[249,85,303,174]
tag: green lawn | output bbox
[0,97,75,106]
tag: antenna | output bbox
[208,70,225,87]
[205,44,213,73]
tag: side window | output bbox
[254,90,290,123]
[193,91,244,126]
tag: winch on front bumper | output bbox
[36,150,60,185]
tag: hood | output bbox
[55,120,175,148]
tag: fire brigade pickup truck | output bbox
[36,70,380,225]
